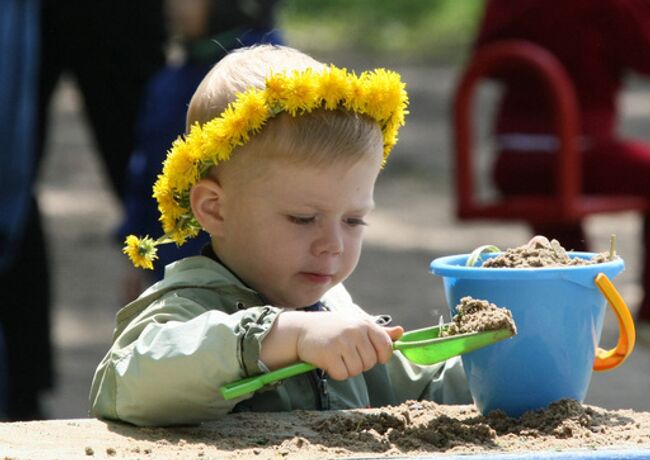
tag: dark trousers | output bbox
[38,0,166,196]
[0,198,51,421]
[0,1,165,421]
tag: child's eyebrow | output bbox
[283,200,375,214]
[352,202,376,213]
[297,201,376,214]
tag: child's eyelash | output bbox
[287,216,368,226]
[288,215,315,225]
[346,218,368,227]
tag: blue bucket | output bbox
[430,252,635,417]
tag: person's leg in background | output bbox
[8,0,74,421]
[0,199,52,421]
[66,0,165,198]
[0,0,58,421]
[0,325,8,420]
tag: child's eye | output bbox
[345,217,368,227]
[288,215,315,225]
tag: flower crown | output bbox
[124,65,409,269]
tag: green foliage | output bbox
[277,0,484,62]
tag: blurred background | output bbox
[2,0,649,420]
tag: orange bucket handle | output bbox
[593,273,636,371]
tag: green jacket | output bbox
[89,256,470,426]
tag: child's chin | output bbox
[283,292,325,309]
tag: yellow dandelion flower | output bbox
[363,69,404,122]
[162,216,198,247]
[284,68,320,116]
[185,123,207,163]
[201,118,232,163]
[152,174,170,199]
[319,65,350,110]
[163,139,200,192]
[158,195,185,222]
[265,72,288,105]
[170,224,199,246]
[153,175,186,229]
[383,129,398,159]
[390,104,408,129]
[343,72,368,114]
[386,73,409,122]
[384,101,408,138]
[220,103,251,146]
[233,89,270,134]
[123,235,158,270]
[160,213,178,237]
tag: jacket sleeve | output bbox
[89,291,280,426]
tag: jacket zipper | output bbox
[309,369,330,410]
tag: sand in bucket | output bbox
[430,236,635,417]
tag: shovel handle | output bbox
[593,273,636,371]
[219,341,408,400]
[219,362,316,400]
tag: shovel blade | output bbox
[395,327,514,365]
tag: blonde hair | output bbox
[187,45,383,174]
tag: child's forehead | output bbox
[226,143,377,179]
[259,153,380,181]
[241,155,380,205]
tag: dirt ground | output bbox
[2,400,650,459]
[4,59,647,457]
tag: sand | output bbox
[482,235,613,268]
[441,296,517,337]
[1,400,649,459]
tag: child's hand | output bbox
[296,312,403,380]
[261,311,403,380]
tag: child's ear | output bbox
[190,177,225,236]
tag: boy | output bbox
[90,45,470,426]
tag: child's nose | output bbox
[312,224,343,255]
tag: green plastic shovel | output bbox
[219,323,514,400]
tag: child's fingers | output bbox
[368,325,398,364]
[326,355,350,381]
[356,339,379,371]
[385,325,404,341]
[329,326,383,378]
[341,350,364,377]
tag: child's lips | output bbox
[300,272,334,284]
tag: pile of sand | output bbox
[441,296,517,337]
[1,400,649,459]
[482,235,612,268]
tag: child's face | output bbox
[215,152,383,308]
